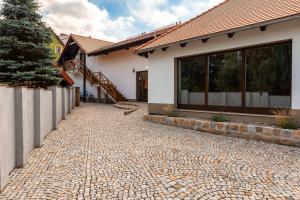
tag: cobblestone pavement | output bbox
[1,103,300,200]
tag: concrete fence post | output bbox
[14,87,35,168]
[67,87,71,114]
[72,87,75,109]
[51,86,58,130]
[14,88,25,168]
[62,87,66,120]
[34,89,42,148]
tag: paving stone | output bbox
[0,103,299,199]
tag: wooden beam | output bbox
[180,43,187,48]
[228,33,235,38]
[202,38,209,43]
[161,47,169,51]
[260,26,267,32]
[149,50,155,54]
[138,52,148,58]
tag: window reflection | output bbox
[178,56,206,105]
[246,43,292,108]
[177,42,292,112]
[208,51,242,106]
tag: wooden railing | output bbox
[63,60,79,72]
[63,59,126,102]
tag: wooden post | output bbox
[75,87,80,107]
[97,87,101,103]
[105,92,108,104]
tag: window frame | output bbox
[55,45,63,54]
[175,40,292,114]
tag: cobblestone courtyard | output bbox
[1,103,299,200]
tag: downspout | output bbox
[83,52,87,103]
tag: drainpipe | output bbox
[83,52,87,103]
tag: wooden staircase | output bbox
[63,60,127,102]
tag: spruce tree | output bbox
[0,0,61,87]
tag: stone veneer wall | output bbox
[144,115,300,147]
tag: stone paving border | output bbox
[144,114,300,147]
[113,102,140,115]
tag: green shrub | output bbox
[211,114,227,122]
[279,118,298,130]
[272,109,298,130]
[162,105,177,117]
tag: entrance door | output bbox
[136,71,148,102]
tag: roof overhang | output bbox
[57,36,81,65]
[88,36,155,56]
[137,14,300,54]
[89,23,180,56]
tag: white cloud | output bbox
[0,0,224,41]
[128,0,224,28]
[40,0,135,42]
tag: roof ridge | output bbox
[135,0,230,51]
[70,33,114,44]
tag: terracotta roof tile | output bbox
[89,23,180,55]
[137,0,300,52]
[71,34,113,54]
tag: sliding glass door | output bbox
[177,41,292,114]
[208,51,242,107]
[245,43,292,109]
[178,56,206,108]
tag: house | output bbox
[136,0,300,124]
[58,24,178,103]
[59,33,69,45]
[49,28,65,62]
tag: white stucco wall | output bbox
[40,89,53,139]
[147,19,300,110]
[90,50,148,100]
[69,49,148,101]
[68,72,98,98]
[0,86,15,191]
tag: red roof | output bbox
[89,23,180,55]
[137,0,300,52]
[60,71,74,85]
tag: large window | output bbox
[177,41,292,114]
[246,43,292,108]
[208,51,242,107]
[178,56,206,106]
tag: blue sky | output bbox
[36,0,224,41]
[89,0,129,19]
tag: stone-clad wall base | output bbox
[144,115,300,147]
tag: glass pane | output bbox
[246,43,292,108]
[178,56,206,105]
[208,51,242,106]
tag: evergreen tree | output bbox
[0,0,61,87]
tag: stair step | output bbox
[64,60,127,102]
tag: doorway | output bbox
[136,71,148,102]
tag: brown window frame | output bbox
[175,40,292,115]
